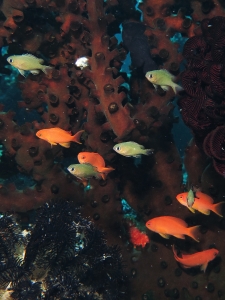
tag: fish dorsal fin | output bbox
[22,54,44,64]
[22,53,38,59]
[162,69,175,80]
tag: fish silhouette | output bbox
[122,21,158,74]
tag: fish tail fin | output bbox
[187,225,200,242]
[211,201,225,217]
[72,130,85,144]
[42,65,53,75]
[172,83,183,94]
[144,148,154,156]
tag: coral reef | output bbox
[0,199,128,299]
[0,0,225,299]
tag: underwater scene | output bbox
[0,0,225,299]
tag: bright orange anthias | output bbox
[36,128,84,148]
[176,191,225,217]
[172,245,219,272]
[129,226,149,248]
[78,152,114,179]
[146,216,200,242]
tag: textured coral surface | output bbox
[0,0,225,299]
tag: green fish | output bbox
[113,141,154,158]
[7,54,52,77]
[187,188,195,208]
[187,186,199,208]
[145,69,183,94]
[67,163,103,180]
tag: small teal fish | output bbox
[113,141,153,158]
[145,69,183,94]
[7,54,52,76]
[67,163,103,180]
[187,188,195,208]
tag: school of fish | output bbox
[34,124,222,273]
[9,52,220,275]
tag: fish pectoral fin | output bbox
[188,207,196,213]
[153,84,158,90]
[173,234,185,239]
[18,69,26,77]
[161,85,170,91]
[200,262,208,273]
[59,142,70,148]
[159,233,170,239]
[198,208,210,215]
[30,69,40,75]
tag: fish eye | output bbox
[71,167,74,171]
[9,58,13,63]
[148,74,153,78]
[116,146,121,151]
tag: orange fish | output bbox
[145,216,200,242]
[77,152,114,179]
[172,245,219,272]
[36,128,84,148]
[176,191,225,217]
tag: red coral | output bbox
[129,226,150,248]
